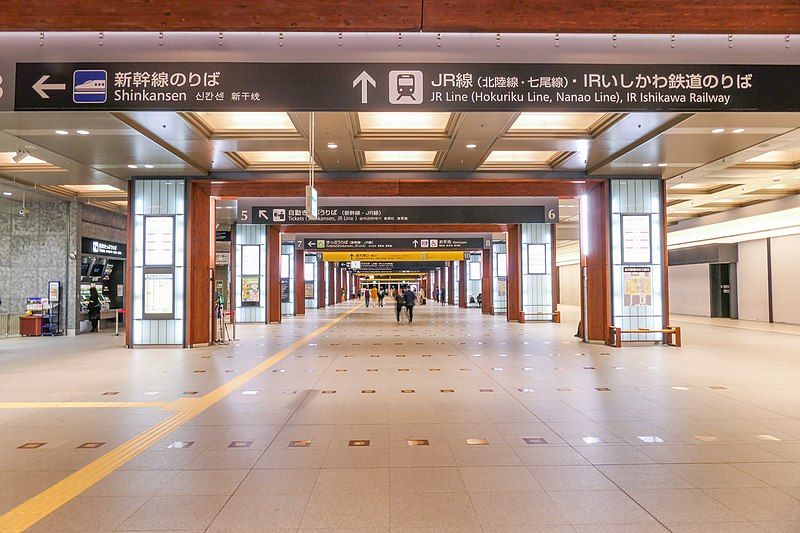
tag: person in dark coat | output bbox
[403,286,416,324]
[395,288,405,323]
[87,287,101,332]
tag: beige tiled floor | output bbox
[1,302,800,531]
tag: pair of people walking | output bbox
[364,286,385,308]
[394,287,416,324]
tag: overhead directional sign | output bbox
[12,62,800,112]
[323,251,465,262]
[239,199,558,225]
[302,237,489,250]
[342,261,447,273]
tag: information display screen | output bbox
[144,216,175,266]
[527,244,547,275]
[143,271,174,316]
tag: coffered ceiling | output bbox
[1,110,799,226]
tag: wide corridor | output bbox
[1,303,800,531]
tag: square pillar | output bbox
[317,258,326,309]
[294,249,305,316]
[267,225,281,324]
[447,261,455,305]
[458,260,467,308]
[507,224,522,322]
[481,249,493,315]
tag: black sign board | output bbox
[215,230,231,242]
[14,63,799,113]
[280,279,290,303]
[302,237,489,250]
[240,200,558,225]
[81,237,126,258]
[343,261,447,273]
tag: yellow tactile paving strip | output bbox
[0,304,362,533]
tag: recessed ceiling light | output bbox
[54,130,69,135]
[658,163,668,167]
[732,128,745,134]
[772,176,781,182]
[127,164,138,169]
[326,142,338,149]
[466,143,477,149]
[642,163,652,167]
[76,129,90,135]
[144,164,154,169]
[711,128,725,134]
[2,191,11,196]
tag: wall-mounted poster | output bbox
[215,252,230,266]
[527,243,547,274]
[304,281,315,299]
[497,279,507,297]
[280,254,291,278]
[143,271,174,317]
[241,276,260,306]
[621,214,652,264]
[623,266,652,307]
[144,216,175,266]
[240,245,260,275]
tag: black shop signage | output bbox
[13,63,800,112]
[239,199,559,225]
[302,237,489,250]
[81,237,126,258]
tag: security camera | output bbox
[18,207,29,218]
[12,149,30,164]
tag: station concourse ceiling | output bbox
[1,110,799,226]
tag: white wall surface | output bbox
[558,264,581,306]
[669,264,710,316]
[736,239,770,322]
[770,234,800,325]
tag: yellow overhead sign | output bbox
[322,251,465,262]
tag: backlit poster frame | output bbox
[527,243,547,275]
[142,267,175,319]
[468,261,481,281]
[621,214,652,265]
[143,215,175,267]
[240,244,261,276]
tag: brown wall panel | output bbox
[294,249,305,316]
[581,181,611,342]
[317,260,326,309]
[481,248,493,315]
[187,181,212,346]
[267,224,282,323]
[3,1,796,33]
[506,224,521,322]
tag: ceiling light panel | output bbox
[62,184,122,193]
[358,112,452,132]
[226,150,316,170]
[745,151,800,164]
[186,112,297,137]
[363,150,438,164]
[509,112,606,131]
[0,152,60,171]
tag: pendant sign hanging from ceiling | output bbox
[10,62,800,113]
[238,198,559,225]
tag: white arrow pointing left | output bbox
[33,75,66,99]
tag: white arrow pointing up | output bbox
[412,239,419,247]
[352,71,376,104]
[33,75,66,99]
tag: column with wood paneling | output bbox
[580,181,610,342]
[482,248,493,315]
[507,224,521,322]
[328,262,336,306]
[458,260,467,308]
[267,224,281,323]
[294,250,305,316]
[317,259,326,309]
[448,261,455,305]
[187,181,213,346]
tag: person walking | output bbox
[370,286,378,308]
[440,287,446,306]
[403,286,416,323]
[395,287,405,323]
[364,286,371,308]
[377,288,385,307]
[87,287,101,332]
